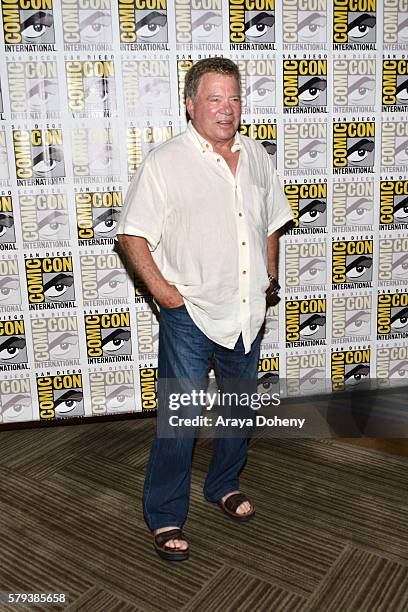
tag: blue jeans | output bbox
[143,304,262,531]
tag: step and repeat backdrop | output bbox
[0,0,407,425]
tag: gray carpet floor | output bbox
[0,419,407,611]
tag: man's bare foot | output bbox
[221,490,253,515]
[154,526,189,550]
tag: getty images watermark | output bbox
[166,389,306,432]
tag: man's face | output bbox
[186,72,241,147]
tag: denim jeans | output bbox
[143,304,262,531]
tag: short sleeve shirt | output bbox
[116,122,293,353]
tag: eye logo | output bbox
[79,10,112,43]
[3,6,55,46]
[299,139,326,168]
[229,1,275,45]
[244,77,275,109]
[192,10,222,42]
[299,199,326,227]
[333,1,377,46]
[286,298,327,344]
[333,122,375,171]
[25,256,76,307]
[85,311,132,362]
[332,240,373,287]
[0,195,15,245]
[0,393,31,423]
[37,373,84,420]
[0,318,27,369]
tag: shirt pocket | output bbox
[246,184,268,234]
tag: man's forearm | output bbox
[267,231,280,278]
[117,234,183,307]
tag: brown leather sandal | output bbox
[153,528,189,561]
[218,492,255,522]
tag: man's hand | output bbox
[266,276,280,307]
[157,284,184,309]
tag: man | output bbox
[116,58,293,561]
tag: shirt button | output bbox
[216,158,221,162]
[242,270,247,275]
[242,299,246,303]
[242,241,246,246]
[239,212,243,217]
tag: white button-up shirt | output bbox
[116,122,293,353]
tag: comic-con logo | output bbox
[282,0,327,47]
[20,191,70,248]
[127,124,172,177]
[0,377,31,423]
[76,188,122,245]
[284,181,327,233]
[0,194,16,250]
[37,372,84,419]
[257,355,279,397]
[381,119,408,172]
[382,59,408,112]
[284,120,327,175]
[331,348,370,391]
[31,313,80,367]
[260,303,278,349]
[332,121,375,173]
[377,345,408,388]
[118,0,168,48]
[90,368,136,415]
[333,0,376,49]
[61,0,112,49]
[287,350,326,396]
[7,59,59,118]
[229,0,275,48]
[283,58,327,113]
[0,316,27,371]
[377,291,408,339]
[383,0,408,49]
[332,239,373,288]
[12,128,65,185]
[71,126,120,183]
[380,180,408,228]
[80,252,129,306]
[0,129,9,184]
[333,58,376,112]
[238,59,276,114]
[1,0,55,49]
[285,297,326,346]
[239,121,276,167]
[122,59,171,116]
[285,240,327,292]
[0,258,21,309]
[24,255,75,309]
[332,178,374,230]
[136,308,159,358]
[175,0,223,47]
[332,294,371,342]
[84,310,132,363]
[139,364,157,410]
[379,236,408,286]
[66,59,116,117]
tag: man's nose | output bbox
[220,99,233,114]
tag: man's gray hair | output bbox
[184,57,241,101]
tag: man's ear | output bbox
[186,96,194,119]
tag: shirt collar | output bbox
[187,121,242,154]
